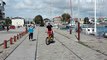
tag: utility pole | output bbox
[94,0,97,35]
[77,0,80,41]
[69,0,72,34]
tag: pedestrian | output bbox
[28,25,34,40]
[7,26,9,32]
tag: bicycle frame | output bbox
[48,34,53,40]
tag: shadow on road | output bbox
[32,39,36,41]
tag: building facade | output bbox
[53,16,62,25]
[11,17,25,27]
[0,0,6,20]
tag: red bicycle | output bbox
[45,30,54,45]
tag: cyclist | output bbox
[46,23,54,38]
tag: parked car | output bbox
[103,32,107,38]
[10,25,15,29]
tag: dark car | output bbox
[103,32,107,38]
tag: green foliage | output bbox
[83,17,90,24]
[5,17,12,26]
[61,13,71,24]
[33,15,44,26]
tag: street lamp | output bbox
[69,0,72,34]
[77,0,80,41]
[94,0,97,35]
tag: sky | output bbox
[3,0,107,19]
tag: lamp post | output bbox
[77,0,80,41]
[94,0,97,35]
[69,0,72,34]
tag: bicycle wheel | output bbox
[45,37,50,45]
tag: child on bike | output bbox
[46,23,54,38]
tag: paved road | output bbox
[0,27,25,44]
[54,28,107,56]
[36,27,81,60]
[4,27,107,60]
[5,27,37,60]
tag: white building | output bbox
[53,16,62,28]
[11,17,25,27]
[53,16,62,25]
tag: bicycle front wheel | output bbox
[45,37,50,45]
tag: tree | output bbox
[44,18,50,24]
[5,17,11,25]
[5,17,12,31]
[33,15,44,26]
[83,17,90,24]
[61,13,71,24]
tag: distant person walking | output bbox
[28,25,34,40]
[7,26,9,32]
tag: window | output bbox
[88,29,90,31]
[92,29,94,31]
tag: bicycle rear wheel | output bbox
[45,37,50,45]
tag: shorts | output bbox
[47,30,53,37]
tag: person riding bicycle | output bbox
[46,23,54,38]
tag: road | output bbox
[2,27,107,60]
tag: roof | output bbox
[12,17,24,19]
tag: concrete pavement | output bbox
[54,28,107,56]
[2,27,107,60]
[36,27,81,60]
[0,27,25,44]
[5,27,38,60]
[55,31,107,60]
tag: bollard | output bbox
[22,32,23,36]
[14,36,16,42]
[4,40,7,49]
[17,34,19,40]
[78,22,80,41]
[69,28,72,34]
[20,33,22,38]
[10,37,13,44]
[18,34,20,39]
[24,31,26,35]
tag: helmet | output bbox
[48,23,50,25]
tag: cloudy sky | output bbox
[3,0,107,19]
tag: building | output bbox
[53,16,62,25]
[0,0,6,30]
[0,0,6,20]
[11,17,25,27]
[53,16,62,28]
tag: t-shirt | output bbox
[47,25,52,31]
[28,27,34,33]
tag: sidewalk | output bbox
[0,27,26,44]
[54,28,107,57]
[5,28,37,60]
